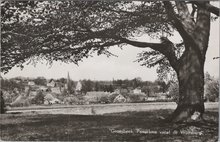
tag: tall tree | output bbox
[1,1,219,122]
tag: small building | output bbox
[28,81,35,86]
[75,81,82,92]
[44,93,61,104]
[133,88,142,94]
[47,79,56,87]
[113,94,126,103]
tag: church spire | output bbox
[67,72,70,85]
[67,72,72,93]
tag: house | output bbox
[113,94,126,103]
[47,79,56,87]
[75,81,82,92]
[44,93,61,104]
[133,88,142,94]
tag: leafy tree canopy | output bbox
[1,1,219,79]
[1,1,178,73]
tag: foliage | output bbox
[81,79,94,93]
[34,77,47,86]
[0,78,25,92]
[0,91,6,114]
[108,93,119,103]
[136,41,184,81]
[1,1,172,73]
[79,78,168,93]
[63,96,79,105]
[204,72,219,102]
[67,80,76,94]
[31,91,45,105]
[127,93,146,103]
[1,1,219,83]
[1,1,220,120]
[11,96,31,107]
[154,79,169,93]
[57,78,67,84]
[99,96,110,104]
[81,80,114,93]
[168,80,179,103]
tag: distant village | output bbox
[1,72,178,107]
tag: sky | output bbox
[1,18,219,82]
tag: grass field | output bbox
[0,108,218,141]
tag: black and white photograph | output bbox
[0,1,219,141]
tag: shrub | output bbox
[108,93,119,103]
[205,79,219,102]
[128,93,145,103]
[31,91,45,105]
[63,96,79,105]
[168,82,179,103]
[0,91,6,113]
[99,96,110,104]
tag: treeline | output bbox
[1,78,25,92]
[0,77,169,93]
[76,78,169,94]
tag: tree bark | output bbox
[163,1,211,123]
[168,47,205,123]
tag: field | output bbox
[0,103,218,141]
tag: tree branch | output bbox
[175,1,195,32]
[192,1,220,16]
[163,1,204,63]
[191,4,197,22]
[118,37,164,49]
[118,37,179,71]
[162,1,193,43]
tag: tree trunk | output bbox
[161,1,211,123]
[169,48,205,122]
